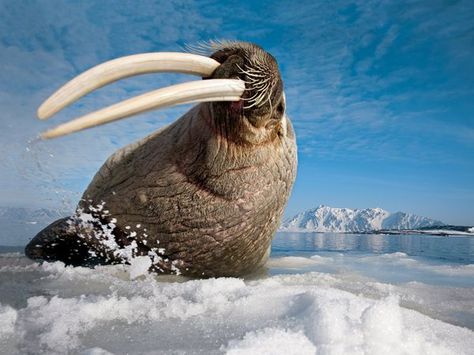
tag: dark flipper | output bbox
[25,217,107,266]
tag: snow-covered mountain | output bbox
[281,205,444,232]
[381,211,444,230]
[0,207,68,246]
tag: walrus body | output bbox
[25,42,297,277]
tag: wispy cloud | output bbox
[259,0,474,164]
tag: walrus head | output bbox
[206,41,286,145]
[37,41,286,147]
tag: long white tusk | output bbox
[38,53,221,120]
[40,79,245,139]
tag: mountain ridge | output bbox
[281,205,444,232]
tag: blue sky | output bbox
[0,0,473,224]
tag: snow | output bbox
[81,348,115,355]
[281,205,444,232]
[266,256,332,268]
[0,304,17,338]
[224,328,316,354]
[418,229,474,236]
[0,251,473,354]
[128,256,152,280]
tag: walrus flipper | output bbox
[25,217,106,266]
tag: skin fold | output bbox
[25,42,297,277]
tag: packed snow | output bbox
[281,205,444,232]
[1,246,473,354]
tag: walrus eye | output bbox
[274,93,286,118]
[277,102,284,115]
[37,52,245,139]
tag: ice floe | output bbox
[0,251,473,354]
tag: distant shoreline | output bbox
[278,229,474,237]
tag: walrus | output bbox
[25,41,297,277]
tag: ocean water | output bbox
[0,232,473,354]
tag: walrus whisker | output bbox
[244,95,268,109]
[246,76,271,85]
[243,67,269,75]
[183,40,228,56]
[236,69,269,109]
[243,81,272,109]
[241,91,267,107]
[266,94,273,112]
[236,64,269,80]
[241,89,263,100]
[38,53,222,120]
[249,81,272,90]
[241,94,259,102]
[243,100,262,110]
[40,79,245,139]
[185,39,245,56]
[240,64,271,75]
[236,62,278,110]
[240,71,269,80]
[243,88,267,102]
[243,72,268,79]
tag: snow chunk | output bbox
[0,304,17,338]
[80,347,115,355]
[129,256,152,280]
[266,256,332,269]
[224,328,316,354]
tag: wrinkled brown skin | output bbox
[25,43,297,277]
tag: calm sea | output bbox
[272,232,474,264]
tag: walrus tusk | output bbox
[38,53,222,120]
[40,79,245,139]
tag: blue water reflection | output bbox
[272,232,474,264]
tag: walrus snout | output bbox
[210,43,283,111]
[204,42,285,134]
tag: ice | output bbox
[224,328,316,354]
[81,348,115,355]
[266,255,333,268]
[128,255,152,280]
[0,251,473,355]
[0,304,17,339]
